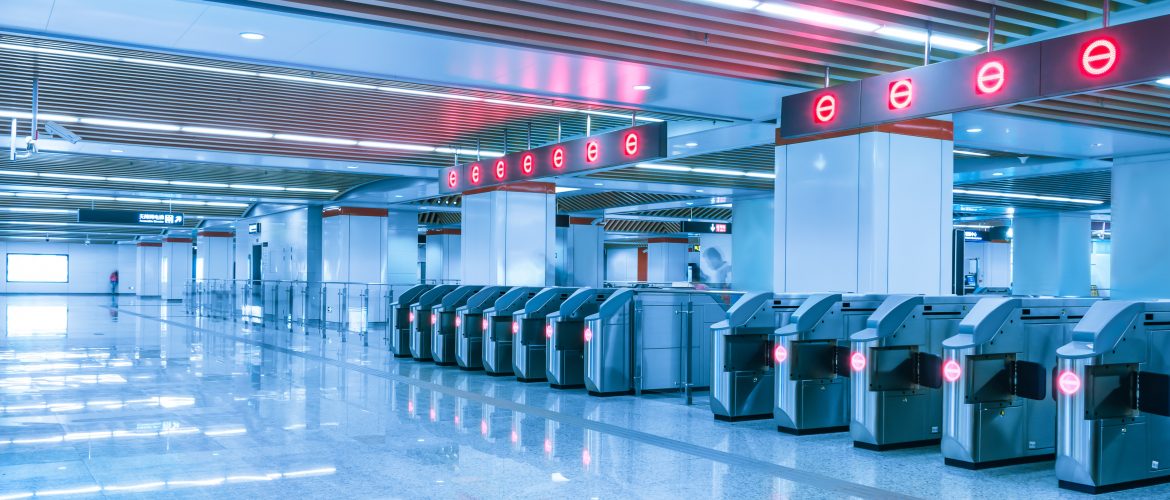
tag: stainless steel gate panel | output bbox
[482,287,542,375]
[711,293,809,421]
[389,284,432,357]
[455,286,512,370]
[409,285,457,361]
[512,287,578,382]
[546,288,616,389]
[430,286,483,366]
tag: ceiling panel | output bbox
[954,169,1109,211]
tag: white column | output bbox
[1111,154,1170,299]
[195,230,234,281]
[732,197,773,292]
[775,124,953,294]
[135,242,162,297]
[425,229,461,283]
[566,217,604,287]
[322,208,388,284]
[160,237,193,301]
[646,238,689,283]
[1012,213,1090,297]
[387,209,418,285]
[460,183,556,286]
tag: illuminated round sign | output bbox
[813,94,836,123]
[773,344,787,364]
[1058,370,1082,395]
[446,170,458,188]
[850,351,867,372]
[623,132,639,156]
[1081,38,1118,76]
[586,141,599,162]
[943,359,962,383]
[494,159,507,180]
[470,164,482,184]
[552,147,565,169]
[888,79,913,110]
[521,154,535,175]
[976,61,1006,94]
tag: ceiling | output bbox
[996,83,1170,138]
[224,0,1162,86]
[954,168,1110,211]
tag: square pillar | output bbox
[135,242,162,297]
[160,237,192,301]
[775,120,953,294]
[565,217,604,287]
[195,230,234,281]
[1111,154,1170,299]
[425,229,461,283]
[1012,213,1091,297]
[647,237,689,283]
[732,197,773,292]
[460,183,556,286]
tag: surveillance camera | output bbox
[44,121,82,144]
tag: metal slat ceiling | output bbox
[0,35,710,169]
[589,144,774,189]
[230,0,1156,84]
[618,206,733,221]
[954,169,1110,211]
[995,83,1170,137]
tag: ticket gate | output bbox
[850,295,982,450]
[512,287,578,382]
[455,286,513,370]
[546,288,616,389]
[584,289,732,396]
[941,297,1096,469]
[773,293,886,435]
[409,285,458,361]
[430,286,484,366]
[482,287,542,376]
[389,284,433,357]
[710,293,809,421]
[1055,301,1170,494]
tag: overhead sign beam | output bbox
[780,14,1170,139]
[78,209,185,226]
[439,123,667,194]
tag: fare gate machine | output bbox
[711,293,809,421]
[546,288,617,389]
[584,289,732,397]
[1055,301,1170,494]
[512,287,578,382]
[849,295,982,450]
[455,286,513,370]
[773,293,886,435]
[430,286,484,365]
[941,297,1096,469]
[389,284,433,357]
[409,285,458,361]
[482,287,542,376]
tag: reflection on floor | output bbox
[1,295,1167,499]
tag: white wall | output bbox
[235,208,309,282]
[732,197,773,292]
[1012,214,1090,297]
[160,240,193,300]
[963,241,1011,288]
[0,242,128,294]
[605,246,640,283]
[1091,240,1111,296]
[196,234,233,281]
[425,233,461,283]
[647,240,688,283]
[117,244,138,293]
[136,245,161,297]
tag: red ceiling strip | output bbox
[647,237,689,244]
[136,242,163,247]
[197,231,235,238]
[164,237,193,243]
[322,207,390,218]
[776,118,953,146]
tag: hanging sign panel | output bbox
[439,122,667,194]
[78,209,185,226]
[681,221,732,234]
[779,14,1170,139]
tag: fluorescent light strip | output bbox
[171,181,229,188]
[756,2,881,32]
[636,163,775,178]
[874,26,982,52]
[106,177,169,185]
[356,141,435,152]
[229,184,285,191]
[258,73,377,90]
[953,188,1103,205]
[954,150,990,157]
[0,43,118,61]
[0,110,79,123]
[122,58,256,76]
[273,134,358,146]
[701,0,760,8]
[1157,77,1170,86]
[181,126,273,139]
[79,117,181,132]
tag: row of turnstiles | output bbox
[388,285,1169,494]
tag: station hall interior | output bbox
[3,0,1170,498]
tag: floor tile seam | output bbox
[112,306,917,500]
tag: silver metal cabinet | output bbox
[409,285,458,361]
[512,287,578,382]
[455,286,512,370]
[584,289,734,397]
[711,293,808,421]
[430,286,483,365]
[850,295,983,450]
[1055,301,1170,494]
[482,287,542,375]
[941,297,1097,469]
[389,284,433,357]
[773,293,887,435]
[546,288,617,389]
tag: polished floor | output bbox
[1,295,1167,499]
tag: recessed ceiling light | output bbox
[632,84,652,91]
[593,182,603,186]
[394,195,403,198]
[954,150,990,157]
[695,189,704,193]
[992,172,1004,176]
[685,142,699,147]
[239,32,265,40]
[965,128,982,133]
[109,149,123,153]
[685,202,694,205]
[346,165,358,169]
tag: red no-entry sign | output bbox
[1081,38,1118,76]
[976,61,1006,94]
[888,79,913,110]
[814,94,836,123]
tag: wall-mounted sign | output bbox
[78,209,185,226]
[681,221,732,234]
[439,123,667,194]
[248,223,261,234]
[780,14,1170,138]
